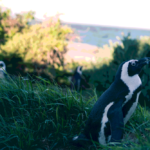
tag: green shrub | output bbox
[0,9,73,77]
[83,34,150,106]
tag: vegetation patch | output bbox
[0,77,150,149]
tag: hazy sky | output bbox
[1,0,150,29]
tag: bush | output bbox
[0,8,73,78]
[83,34,150,107]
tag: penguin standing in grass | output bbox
[71,66,82,91]
[0,61,7,79]
[72,57,150,147]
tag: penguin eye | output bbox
[131,61,136,66]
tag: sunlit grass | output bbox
[0,76,150,149]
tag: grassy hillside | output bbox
[0,76,150,150]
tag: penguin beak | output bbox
[138,57,150,68]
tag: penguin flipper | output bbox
[108,99,124,143]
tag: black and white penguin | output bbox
[71,66,82,91]
[72,57,150,147]
[0,61,7,79]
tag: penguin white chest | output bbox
[120,63,142,124]
[122,76,141,125]
[124,91,141,124]
[122,75,141,107]
[121,68,142,106]
[0,71,5,79]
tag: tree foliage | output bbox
[0,7,73,77]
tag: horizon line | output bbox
[61,21,150,31]
[29,17,150,31]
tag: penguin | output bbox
[72,57,150,147]
[70,66,82,91]
[0,61,7,79]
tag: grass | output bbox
[0,76,150,150]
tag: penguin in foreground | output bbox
[72,57,150,147]
[71,66,82,91]
[0,61,7,79]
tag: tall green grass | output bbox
[0,76,95,149]
[0,76,150,150]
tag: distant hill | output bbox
[28,18,43,25]
[28,19,150,47]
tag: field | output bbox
[0,76,150,150]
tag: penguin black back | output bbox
[71,66,82,91]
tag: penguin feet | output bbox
[70,134,92,149]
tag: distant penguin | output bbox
[0,61,7,79]
[72,57,150,147]
[71,66,82,91]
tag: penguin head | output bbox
[115,57,150,80]
[127,57,150,76]
[76,66,82,75]
[0,61,6,71]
